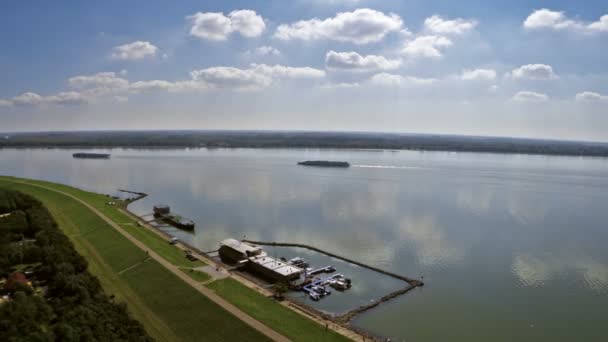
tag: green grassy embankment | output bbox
[208,278,349,342]
[0,176,268,342]
[1,176,353,342]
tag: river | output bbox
[1,147,607,341]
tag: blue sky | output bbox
[1,0,607,141]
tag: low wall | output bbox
[242,240,424,287]
[241,239,424,324]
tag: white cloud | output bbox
[274,8,403,44]
[401,35,452,58]
[0,99,12,107]
[68,72,129,90]
[512,91,549,102]
[510,64,557,80]
[255,46,281,56]
[588,15,608,32]
[325,50,401,72]
[187,64,324,91]
[319,82,361,90]
[9,91,91,106]
[575,91,608,102]
[461,68,497,81]
[369,72,437,86]
[111,41,158,60]
[188,10,265,41]
[251,64,326,79]
[12,92,44,106]
[424,15,478,35]
[229,10,266,37]
[524,9,608,33]
[190,67,272,90]
[46,91,91,105]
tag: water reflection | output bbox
[2,148,608,341]
[513,253,608,293]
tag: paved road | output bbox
[14,180,291,342]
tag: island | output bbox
[298,160,350,168]
[72,152,111,159]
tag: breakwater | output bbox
[118,189,147,203]
[241,239,424,323]
[242,240,424,287]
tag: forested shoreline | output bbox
[2,130,608,157]
[0,189,151,341]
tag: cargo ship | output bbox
[153,204,195,230]
[73,153,111,159]
[297,160,350,168]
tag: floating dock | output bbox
[153,204,195,230]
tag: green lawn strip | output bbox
[207,278,350,342]
[0,181,178,341]
[1,178,269,342]
[0,176,203,268]
[180,267,212,283]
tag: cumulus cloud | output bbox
[68,72,129,90]
[461,68,496,81]
[424,15,478,35]
[110,41,158,60]
[369,72,437,86]
[188,10,265,41]
[188,64,324,90]
[11,92,44,106]
[512,91,549,102]
[7,91,91,106]
[0,63,327,106]
[575,91,608,102]
[255,46,281,56]
[325,50,401,72]
[274,8,403,44]
[401,35,452,58]
[191,67,272,90]
[524,9,608,33]
[510,64,557,80]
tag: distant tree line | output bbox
[0,189,151,341]
[2,130,608,157]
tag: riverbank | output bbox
[0,176,356,342]
[0,176,275,341]
[3,130,608,157]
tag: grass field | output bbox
[0,176,268,342]
[207,278,349,342]
[0,176,353,342]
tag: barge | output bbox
[72,152,110,159]
[153,204,195,231]
[297,160,350,168]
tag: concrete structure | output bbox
[249,256,303,282]
[219,238,266,263]
[219,239,303,282]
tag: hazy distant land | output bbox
[2,130,608,157]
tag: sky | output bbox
[1,0,607,141]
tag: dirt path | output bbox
[14,180,290,342]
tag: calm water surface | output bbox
[1,148,607,341]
